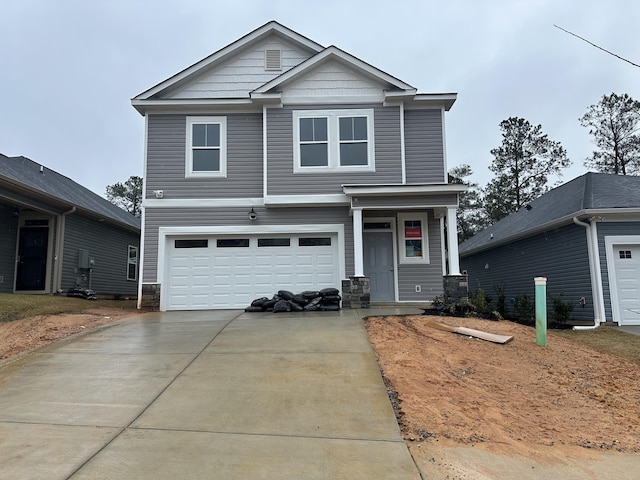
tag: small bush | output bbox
[493,283,507,317]
[551,293,574,324]
[513,294,534,323]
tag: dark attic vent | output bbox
[265,49,282,71]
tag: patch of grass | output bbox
[552,326,640,365]
[0,293,137,323]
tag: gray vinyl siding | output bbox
[146,113,263,199]
[397,210,444,301]
[404,109,445,183]
[142,206,354,283]
[0,204,19,293]
[266,104,402,196]
[596,221,640,321]
[461,224,595,322]
[61,214,139,295]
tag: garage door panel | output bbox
[167,233,339,310]
[612,243,640,325]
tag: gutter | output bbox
[53,206,76,292]
[572,216,605,330]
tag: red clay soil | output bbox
[365,315,640,476]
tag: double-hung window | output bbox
[186,116,227,177]
[293,109,374,172]
[127,245,138,281]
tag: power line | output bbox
[554,24,640,68]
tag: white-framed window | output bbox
[398,213,429,264]
[127,245,138,281]
[293,109,375,173]
[185,116,227,177]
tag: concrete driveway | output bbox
[0,309,421,479]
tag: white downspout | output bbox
[54,206,76,292]
[572,216,603,330]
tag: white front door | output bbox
[611,244,640,325]
[165,233,340,310]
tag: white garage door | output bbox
[612,244,640,325]
[165,234,339,310]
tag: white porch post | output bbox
[446,207,461,275]
[353,208,364,276]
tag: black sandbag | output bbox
[278,290,295,300]
[273,299,291,312]
[251,297,269,307]
[244,305,264,312]
[291,294,308,306]
[319,288,339,297]
[263,297,278,309]
[320,304,340,311]
[303,296,323,311]
[288,300,303,311]
[320,294,342,304]
[301,290,320,299]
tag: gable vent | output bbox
[265,49,282,71]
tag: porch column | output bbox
[446,207,461,275]
[352,208,364,276]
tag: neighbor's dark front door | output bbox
[16,227,49,291]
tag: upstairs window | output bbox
[186,116,227,177]
[293,109,374,173]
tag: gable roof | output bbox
[0,154,140,231]
[459,172,640,256]
[133,21,324,101]
[251,45,416,98]
[132,21,456,114]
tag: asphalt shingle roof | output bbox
[0,154,140,231]
[459,172,640,256]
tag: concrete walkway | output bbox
[0,309,422,479]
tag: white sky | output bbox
[2,0,639,197]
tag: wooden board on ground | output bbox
[424,319,514,344]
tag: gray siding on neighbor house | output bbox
[146,113,263,199]
[0,204,19,293]
[461,224,595,322]
[142,206,354,284]
[397,210,444,301]
[266,104,402,196]
[404,109,445,183]
[61,214,139,295]
[596,221,640,322]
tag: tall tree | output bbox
[484,117,570,222]
[106,175,143,217]
[448,164,487,242]
[579,93,640,175]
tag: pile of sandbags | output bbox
[245,288,341,312]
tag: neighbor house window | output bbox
[186,116,227,177]
[293,109,374,172]
[398,213,429,264]
[127,245,138,281]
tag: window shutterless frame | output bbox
[127,245,138,281]
[185,116,227,178]
[292,109,375,173]
[397,213,429,264]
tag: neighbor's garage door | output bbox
[165,234,339,310]
[613,244,640,325]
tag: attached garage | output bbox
[606,237,640,325]
[159,226,345,310]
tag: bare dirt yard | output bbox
[365,314,640,479]
[0,307,141,361]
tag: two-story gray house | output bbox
[132,21,464,311]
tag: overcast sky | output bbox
[2,0,639,197]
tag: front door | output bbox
[364,232,395,302]
[16,227,49,291]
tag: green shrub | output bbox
[551,293,574,324]
[513,294,534,323]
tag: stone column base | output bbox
[141,284,161,310]
[342,276,370,309]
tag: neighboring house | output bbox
[132,21,465,311]
[0,154,141,297]
[459,172,640,326]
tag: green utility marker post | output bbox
[534,277,547,347]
